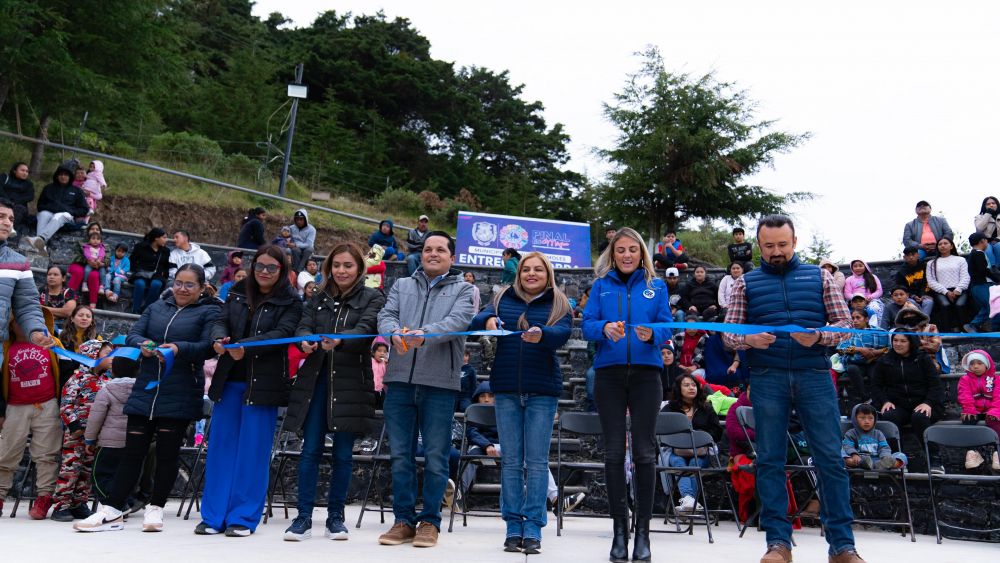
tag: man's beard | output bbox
[768,256,788,273]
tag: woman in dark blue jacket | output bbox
[198,245,303,537]
[470,251,572,554]
[582,227,672,563]
[75,264,220,533]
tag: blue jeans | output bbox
[200,383,278,531]
[987,242,1000,268]
[405,253,421,275]
[384,382,457,529]
[297,374,355,517]
[584,367,596,412]
[750,367,855,555]
[970,283,994,327]
[131,278,163,314]
[494,393,558,541]
[384,246,404,261]
[664,451,711,498]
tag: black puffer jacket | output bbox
[0,172,34,206]
[36,166,88,217]
[209,280,303,406]
[124,294,220,420]
[680,278,719,311]
[285,280,385,434]
[871,335,944,410]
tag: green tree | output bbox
[800,232,836,265]
[599,47,811,240]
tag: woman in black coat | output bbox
[660,373,723,513]
[282,242,385,541]
[871,332,943,443]
[129,227,171,314]
[196,245,303,536]
[0,161,34,238]
[75,264,220,533]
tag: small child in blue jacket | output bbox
[842,403,907,470]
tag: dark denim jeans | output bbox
[384,382,456,530]
[494,393,558,541]
[131,278,164,314]
[296,374,355,517]
[750,367,855,555]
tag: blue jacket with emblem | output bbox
[582,269,673,370]
[742,254,829,370]
[470,287,572,397]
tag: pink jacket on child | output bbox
[958,349,1000,418]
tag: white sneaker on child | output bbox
[676,495,696,513]
[73,504,124,532]
[966,450,985,469]
[143,505,164,532]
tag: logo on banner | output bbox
[471,222,497,246]
[499,224,529,249]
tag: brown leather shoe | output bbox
[378,522,415,545]
[829,549,866,563]
[413,521,439,548]
[760,544,793,563]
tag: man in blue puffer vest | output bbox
[722,215,862,563]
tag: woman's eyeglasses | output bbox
[254,263,280,274]
[172,281,198,290]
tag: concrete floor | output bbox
[2,503,994,562]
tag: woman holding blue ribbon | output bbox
[582,227,673,563]
[282,242,385,542]
[471,251,572,554]
[195,245,303,536]
[74,264,220,533]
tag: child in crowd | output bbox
[879,287,911,330]
[843,259,883,326]
[958,350,1000,470]
[78,231,108,308]
[660,343,679,401]
[81,160,106,215]
[727,227,753,270]
[673,321,707,376]
[836,308,888,406]
[72,167,87,188]
[458,350,477,412]
[271,226,294,252]
[51,340,109,522]
[0,316,64,519]
[105,243,130,304]
[365,244,386,289]
[218,268,247,302]
[842,403,907,470]
[85,356,139,506]
[301,281,316,301]
[219,250,244,284]
[820,259,846,295]
[371,338,388,408]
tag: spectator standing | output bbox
[74,264,219,533]
[925,237,970,333]
[169,230,216,282]
[282,243,382,542]
[368,219,402,261]
[470,251,572,554]
[582,227,673,563]
[288,209,316,272]
[500,248,521,286]
[376,231,475,548]
[964,233,1000,332]
[892,247,934,317]
[0,162,34,239]
[902,200,953,259]
[236,207,267,250]
[973,196,1000,266]
[80,160,107,216]
[24,165,89,257]
[722,215,862,563]
[405,215,431,275]
[463,271,481,312]
[128,228,171,314]
[200,245,303,537]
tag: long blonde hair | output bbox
[594,227,655,287]
[492,252,572,329]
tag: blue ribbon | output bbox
[144,346,176,390]
[638,321,987,340]
[50,346,143,369]
[221,329,521,350]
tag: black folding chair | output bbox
[838,419,915,541]
[924,424,1000,543]
[448,404,501,531]
[355,422,393,528]
[654,411,739,543]
[9,450,36,518]
[176,404,213,519]
[555,412,605,535]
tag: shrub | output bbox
[453,188,481,211]
[109,140,136,158]
[375,187,422,215]
[146,132,224,165]
[418,190,444,213]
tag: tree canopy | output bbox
[598,47,811,240]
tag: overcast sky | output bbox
[253,0,1000,261]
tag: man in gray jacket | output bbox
[377,231,475,548]
[902,200,954,259]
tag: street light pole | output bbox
[278,63,305,197]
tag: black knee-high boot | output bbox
[610,517,630,562]
[632,518,651,561]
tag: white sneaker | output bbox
[993,451,1000,471]
[965,450,985,469]
[143,505,164,532]
[28,236,47,256]
[73,504,124,532]
[676,495,696,513]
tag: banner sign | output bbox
[455,211,592,269]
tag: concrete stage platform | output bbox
[3,503,994,562]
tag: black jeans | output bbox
[879,403,938,445]
[594,366,662,520]
[844,363,875,406]
[91,446,125,505]
[106,416,189,510]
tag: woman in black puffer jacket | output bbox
[871,332,944,444]
[197,245,303,536]
[282,242,385,540]
[75,264,219,533]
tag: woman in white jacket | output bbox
[717,262,744,310]
[925,237,970,332]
